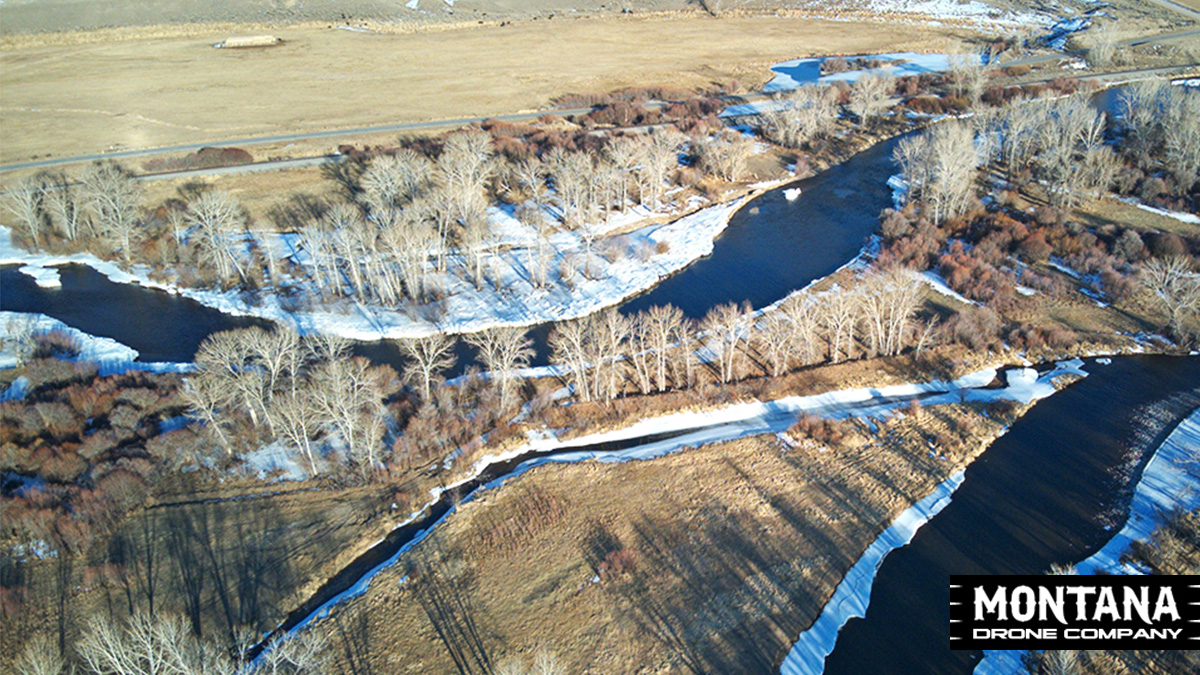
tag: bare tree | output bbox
[401,333,457,400]
[181,371,237,455]
[781,294,822,366]
[639,128,686,208]
[948,53,986,106]
[1088,18,1121,68]
[605,136,642,211]
[78,612,232,675]
[466,326,534,411]
[14,635,63,675]
[253,628,329,674]
[550,317,593,402]
[187,190,248,282]
[43,175,83,241]
[701,302,751,383]
[850,70,893,124]
[642,304,687,391]
[592,308,631,400]
[897,121,981,222]
[4,176,47,247]
[628,312,656,394]
[1164,87,1200,190]
[3,314,39,366]
[195,330,269,430]
[268,387,324,477]
[79,161,144,262]
[762,86,838,149]
[822,288,860,363]
[1140,256,1200,338]
[699,129,754,182]
[437,129,494,223]
[361,149,433,214]
[311,356,388,478]
[756,310,798,377]
[858,269,924,357]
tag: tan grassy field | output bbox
[312,400,1022,674]
[0,15,962,164]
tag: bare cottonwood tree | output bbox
[643,304,688,391]
[699,130,754,182]
[79,161,144,262]
[3,314,39,366]
[549,317,593,402]
[781,294,822,366]
[822,288,860,363]
[187,189,248,282]
[639,128,686,208]
[756,310,798,377]
[701,302,751,383]
[762,86,838,149]
[858,269,924,357]
[437,129,494,223]
[1088,19,1121,68]
[194,330,269,430]
[4,176,47,248]
[254,629,330,674]
[311,356,388,478]
[466,326,534,411]
[268,387,324,477]
[401,333,458,400]
[591,308,631,400]
[361,149,433,214]
[1140,256,1200,338]
[948,53,987,106]
[78,612,232,675]
[850,70,893,124]
[1164,88,1200,190]
[43,175,83,241]
[14,635,63,675]
[896,121,980,222]
[181,370,236,455]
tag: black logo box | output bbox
[950,575,1200,650]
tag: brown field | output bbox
[309,400,1023,674]
[0,14,964,165]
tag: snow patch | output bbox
[781,470,965,675]
[0,311,192,376]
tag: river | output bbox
[819,355,1200,675]
[1,135,900,371]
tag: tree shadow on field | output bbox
[599,450,934,674]
[406,539,494,675]
[267,192,335,232]
[322,157,371,203]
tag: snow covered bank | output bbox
[281,361,1081,645]
[781,470,965,675]
[0,311,191,379]
[974,406,1200,675]
[2,196,747,341]
[1117,196,1200,225]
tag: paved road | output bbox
[0,106,601,174]
[1000,26,1200,69]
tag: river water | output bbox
[821,355,1200,675]
[0,136,900,370]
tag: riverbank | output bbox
[301,362,1085,673]
[975,404,1200,675]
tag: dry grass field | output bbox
[313,401,1021,674]
[0,15,964,165]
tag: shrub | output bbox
[788,414,849,446]
[943,306,1004,351]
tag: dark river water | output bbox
[822,355,1200,675]
[1,135,899,370]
